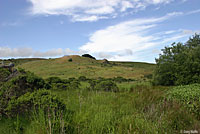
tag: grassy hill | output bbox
[0,58,46,66]
[18,55,155,80]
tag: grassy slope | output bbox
[18,55,155,79]
[0,58,46,66]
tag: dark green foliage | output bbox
[91,80,119,92]
[0,69,74,133]
[82,54,96,60]
[0,72,47,98]
[97,80,119,92]
[112,76,134,83]
[0,68,11,83]
[153,34,200,86]
[0,71,49,117]
[46,76,63,84]
[6,90,66,117]
[144,74,153,79]
[46,77,80,90]
[78,76,87,81]
[68,58,73,62]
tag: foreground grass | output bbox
[1,81,200,133]
[50,82,200,134]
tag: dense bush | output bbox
[153,34,200,86]
[78,76,88,81]
[167,84,200,119]
[0,69,74,133]
[68,58,73,62]
[0,71,50,117]
[89,80,119,92]
[46,77,63,84]
[82,54,96,60]
[112,76,134,83]
[46,77,80,90]
[0,68,11,85]
[6,90,66,117]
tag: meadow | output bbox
[0,55,200,134]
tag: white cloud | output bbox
[0,47,33,57]
[27,0,176,22]
[79,12,190,62]
[0,47,84,58]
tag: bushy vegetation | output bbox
[68,58,73,62]
[0,68,11,85]
[0,69,74,133]
[153,34,200,86]
[167,84,200,119]
[82,54,96,60]
[92,80,119,92]
[46,76,80,90]
[6,90,66,117]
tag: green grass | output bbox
[1,80,200,133]
[49,82,200,134]
[1,56,200,133]
[17,55,155,80]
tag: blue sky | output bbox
[0,0,200,63]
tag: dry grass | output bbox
[18,55,155,80]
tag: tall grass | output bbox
[1,82,200,133]
[51,82,200,134]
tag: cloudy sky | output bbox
[0,0,200,63]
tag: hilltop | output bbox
[17,55,155,80]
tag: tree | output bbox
[153,34,200,86]
[82,54,96,60]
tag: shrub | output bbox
[47,77,80,90]
[68,58,72,62]
[82,54,96,60]
[95,80,119,92]
[6,90,66,117]
[0,68,11,82]
[167,84,200,119]
[112,76,134,83]
[46,77,62,84]
[78,76,87,81]
[0,71,49,117]
[144,74,153,79]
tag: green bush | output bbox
[47,77,80,90]
[46,76,63,84]
[68,58,73,62]
[6,90,66,117]
[95,80,119,92]
[0,71,49,117]
[112,76,134,83]
[0,68,11,83]
[82,54,96,60]
[167,84,200,118]
[78,76,87,81]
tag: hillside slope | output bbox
[18,55,155,79]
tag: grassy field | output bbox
[1,56,200,134]
[50,82,200,134]
[18,55,155,80]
